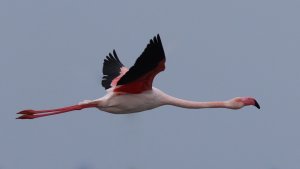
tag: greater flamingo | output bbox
[17,34,260,119]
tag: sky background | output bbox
[1,0,300,169]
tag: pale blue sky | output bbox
[1,0,300,169]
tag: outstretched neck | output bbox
[166,96,228,109]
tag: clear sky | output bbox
[1,0,300,169]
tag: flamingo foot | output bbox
[17,109,36,115]
[16,114,37,119]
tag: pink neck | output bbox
[166,96,227,109]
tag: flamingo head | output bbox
[228,97,260,109]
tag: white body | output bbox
[96,87,169,114]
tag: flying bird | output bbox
[17,34,260,119]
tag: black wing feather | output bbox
[101,50,124,89]
[117,34,165,85]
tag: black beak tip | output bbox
[254,100,260,109]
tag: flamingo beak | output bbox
[254,100,260,109]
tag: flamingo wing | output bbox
[114,34,166,94]
[101,50,128,90]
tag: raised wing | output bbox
[101,50,128,90]
[114,34,166,93]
